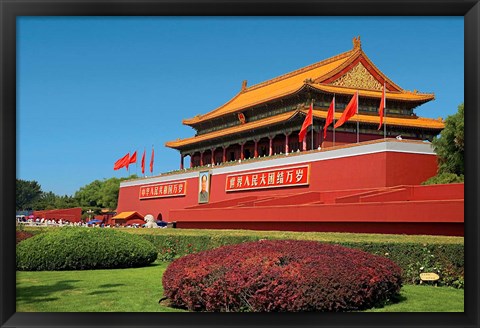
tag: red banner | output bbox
[139,180,187,199]
[225,164,310,192]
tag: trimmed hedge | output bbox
[21,227,464,287]
[341,242,464,288]
[163,240,403,312]
[16,228,157,271]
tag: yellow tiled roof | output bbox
[308,109,444,129]
[167,111,297,148]
[166,109,444,149]
[112,211,143,220]
[310,84,434,102]
[183,50,354,125]
[183,46,434,126]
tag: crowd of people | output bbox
[17,217,75,226]
[16,216,166,229]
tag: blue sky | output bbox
[17,17,464,196]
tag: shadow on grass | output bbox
[372,293,408,310]
[87,290,117,296]
[16,280,81,304]
[98,284,124,288]
[87,283,126,295]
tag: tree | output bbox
[99,178,122,210]
[74,180,103,208]
[74,175,137,211]
[55,194,79,209]
[32,191,57,210]
[16,179,42,210]
[423,103,464,184]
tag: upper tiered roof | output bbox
[182,36,435,127]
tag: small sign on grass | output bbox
[420,272,440,282]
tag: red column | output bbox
[211,148,215,165]
[254,140,258,158]
[180,154,184,170]
[285,134,289,154]
[240,143,244,160]
[190,154,193,168]
[200,152,204,166]
[222,147,227,163]
[302,138,307,151]
[269,137,273,156]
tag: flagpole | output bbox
[311,99,314,151]
[384,107,387,139]
[356,92,359,143]
[384,85,387,139]
[333,94,336,147]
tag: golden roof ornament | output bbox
[353,36,361,50]
[241,80,248,91]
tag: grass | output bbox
[23,226,464,245]
[366,285,464,312]
[16,260,185,312]
[17,260,463,313]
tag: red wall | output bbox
[171,199,463,223]
[321,131,389,148]
[32,207,82,222]
[171,193,464,236]
[117,150,438,221]
[385,152,438,186]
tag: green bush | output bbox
[422,172,464,185]
[140,233,260,261]
[16,228,157,271]
[338,242,464,288]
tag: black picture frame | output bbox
[1,1,478,327]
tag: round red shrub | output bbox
[162,240,402,312]
[16,230,34,244]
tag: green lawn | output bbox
[16,261,185,312]
[16,260,463,312]
[365,285,464,312]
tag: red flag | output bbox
[149,147,154,173]
[334,91,358,129]
[141,150,146,174]
[323,96,335,139]
[298,101,313,142]
[129,151,137,164]
[378,82,386,130]
[113,153,130,170]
